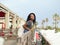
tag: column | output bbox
[12,15,16,29]
[17,18,20,28]
[5,12,9,29]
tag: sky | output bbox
[0,0,60,27]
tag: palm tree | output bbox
[41,20,45,29]
[53,13,60,32]
[45,18,48,29]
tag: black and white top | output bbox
[26,20,33,30]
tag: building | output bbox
[0,3,25,29]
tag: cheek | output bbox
[32,17,34,19]
[31,17,34,20]
[30,15,35,20]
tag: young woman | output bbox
[23,13,36,33]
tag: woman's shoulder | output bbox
[26,20,33,25]
[27,20,32,22]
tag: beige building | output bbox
[0,3,25,29]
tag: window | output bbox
[0,11,5,17]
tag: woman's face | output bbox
[30,14,34,21]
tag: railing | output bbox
[17,31,32,45]
[0,29,32,45]
[0,29,18,45]
[0,29,18,38]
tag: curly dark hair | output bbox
[26,13,36,24]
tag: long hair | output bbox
[26,13,36,24]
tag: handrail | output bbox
[17,31,32,45]
[17,24,36,45]
[0,29,18,40]
[0,29,33,45]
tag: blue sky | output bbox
[0,0,60,27]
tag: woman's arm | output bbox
[23,23,31,31]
